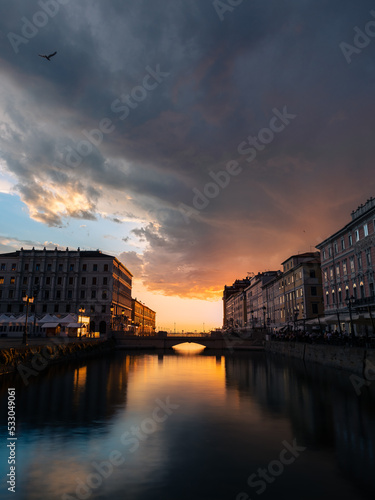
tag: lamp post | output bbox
[22,295,34,345]
[346,295,355,344]
[78,306,85,339]
[262,306,266,329]
[293,309,299,332]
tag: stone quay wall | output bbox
[265,341,374,378]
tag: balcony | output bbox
[353,295,375,309]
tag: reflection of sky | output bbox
[0,352,374,499]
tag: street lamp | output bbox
[293,309,299,331]
[78,306,85,339]
[262,306,266,329]
[23,295,34,345]
[346,295,356,344]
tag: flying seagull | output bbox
[38,51,57,61]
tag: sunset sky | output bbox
[1,0,375,331]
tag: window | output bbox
[367,251,372,266]
[357,254,362,269]
[102,305,106,313]
[68,277,73,285]
[44,291,49,299]
[24,264,29,271]
[338,288,342,303]
[66,304,71,312]
[54,304,59,313]
[0,277,4,285]
[47,264,52,271]
[328,247,332,257]
[80,290,85,299]
[330,267,333,279]
[370,282,374,297]
[0,264,5,271]
[82,264,87,271]
[323,249,326,260]
[57,277,62,285]
[81,277,86,285]
[343,260,347,275]
[90,305,95,313]
[360,283,365,299]
[104,264,108,272]
[93,264,98,271]
[10,276,15,284]
[364,224,369,237]
[67,290,73,299]
[324,270,327,282]
[11,263,16,271]
[312,304,318,314]
[326,291,329,305]
[103,277,108,285]
[353,285,357,299]
[349,234,353,246]
[69,264,74,271]
[336,265,340,277]
[355,229,360,242]
[7,304,12,313]
[42,304,47,313]
[0,290,2,299]
[310,270,316,279]
[58,264,63,271]
[34,277,39,285]
[341,238,345,250]
[334,242,338,254]
[22,290,26,297]
[102,291,107,300]
[36,264,40,271]
[92,277,97,285]
[46,277,51,285]
[350,257,355,273]
[56,290,61,300]
[311,286,317,296]
[8,290,14,299]
[23,277,27,285]
[91,290,96,299]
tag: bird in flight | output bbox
[38,51,57,61]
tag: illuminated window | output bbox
[10,276,15,284]
[0,277,4,285]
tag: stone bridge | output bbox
[114,333,264,351]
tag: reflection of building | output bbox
[131,299,156,335]
[0,248,132,335]
[316,197,375,335]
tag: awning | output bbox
[41,322,60,328]
[67,323,86,328]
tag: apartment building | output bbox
[131,299,156,335]
[316,197,375,334]
[0,247,132,335]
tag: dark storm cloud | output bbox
[1,0,375,296]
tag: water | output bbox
[1,347,375,500]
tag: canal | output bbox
[1,346,375,499]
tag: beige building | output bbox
[0,247,133,335]
[131,299,156,335]
[279,252,324,329]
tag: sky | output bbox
[1,0,375,331]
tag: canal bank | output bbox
[0,339,115,377]
[265,340,375,379]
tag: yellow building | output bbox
[131,299,156,335]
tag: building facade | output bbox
[222,277,251,327]
[131,299,156,335]
[0,248,133,335]
[316,197,375,335]
[245,272,280,328]
[279,252,324,329]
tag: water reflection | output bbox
[0,351,374,499]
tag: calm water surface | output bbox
[1,348,375,500]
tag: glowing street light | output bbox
[22,295,34,345]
